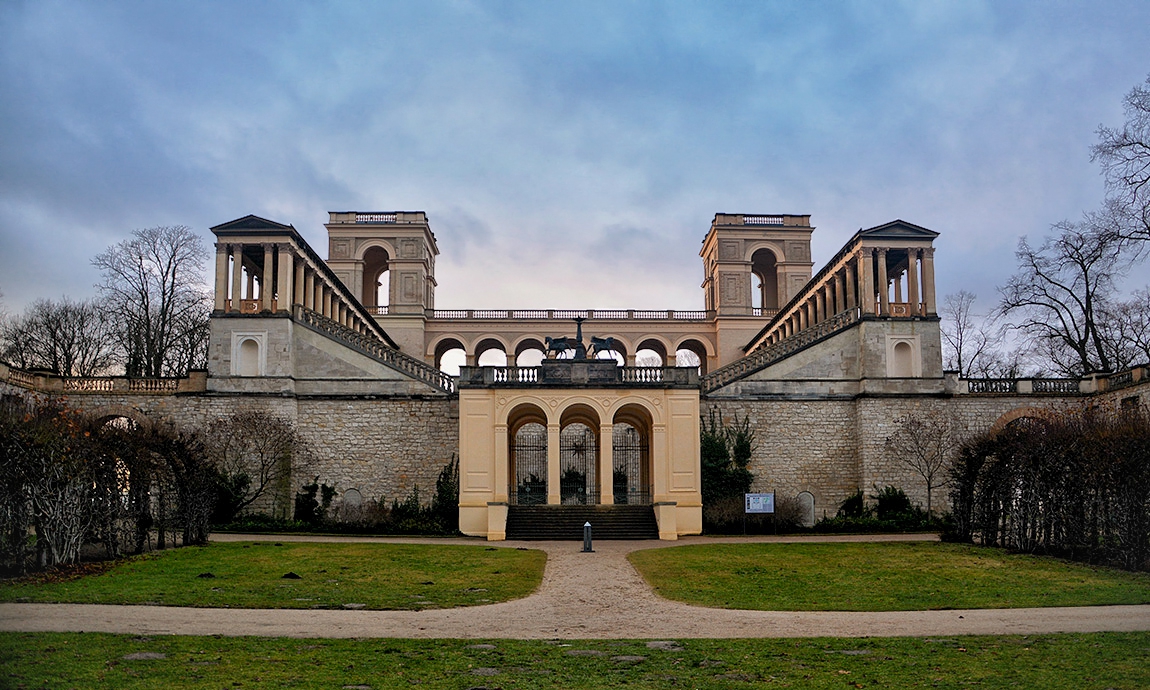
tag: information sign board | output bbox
[744,492,775,514]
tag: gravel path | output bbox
[2,533,1148,639]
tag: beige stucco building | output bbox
[4,208,1146,540]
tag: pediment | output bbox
[211,214,295,234]
[857,219,939,241]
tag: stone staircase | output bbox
[506,505,659,540]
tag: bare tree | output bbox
[203,411,312,519]
[998,217,1127,375]
[884,409,959,516]
[1093,74,1150,246]
[940,291,1001,377]
[92,225,211,378]
[0,297,118,376]
[1100,288,1150,368]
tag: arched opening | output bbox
[362,246,390,308]
[474,338,509,367]
[892,341,914,377]
[237,338,261,377]
[514,338,546,367]
[676,339,708,375]
[434,338,467,376]
[635,338,668,367]
[560,404,600,505]
[751,248,779,311]
[613,404,653,505]
[509,404,549,506]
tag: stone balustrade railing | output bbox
[457,364,696,388]
[961,366,1147,395]
[702,308,861,393]
[425,308,712,321]
[294,306,455,393]
[0,362,204,395]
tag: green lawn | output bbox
[0,541,546,610]
[629,542,1150,611]
[3,632,1148,689]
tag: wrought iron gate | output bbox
[560,422,598,505]
[511,423,547,506]
[612,423,650,504]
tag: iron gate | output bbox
[511,422,547,505]
[612,423,651,504]
[560,422,598,505]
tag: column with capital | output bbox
[230,246,244,313]
[859,249,875,315]
[214,243,229,311]
[599,423,614,505]
[877,248,890,316]
[921,247,937,315]
[907,248,920,316]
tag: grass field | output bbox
[0,541,546,610]
[629,542,1150,611]
[2,631,1148,689]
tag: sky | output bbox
[1,1,1148,315]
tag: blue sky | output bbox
[1,1,1148,313]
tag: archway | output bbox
[560,404,600,505]
[475,337,510,368]
[362,246,390,308]
[514,338,546,367]
[434,337,467,376]
[508,404,548,506]
[751,248,779,311]
[676,338,708,375]
[635,338,669,367]
[612,404,653,505]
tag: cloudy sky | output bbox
[1,1,1148,314]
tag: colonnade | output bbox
[760,243,936,347]
[211,240,377,338]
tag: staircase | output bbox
[506,505,659,540]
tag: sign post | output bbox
[744,492,776,535]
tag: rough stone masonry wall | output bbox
[705,398,859,522]
[706,393,1092,519]
[295,397,459,508]
[29,390,459,515]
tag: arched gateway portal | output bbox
[457,359,703,540]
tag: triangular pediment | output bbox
[857,219,939,241]
[211,214,295,233]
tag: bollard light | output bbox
[582,521,593,552]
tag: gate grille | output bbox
[613,423,651,505]
[511,422,547,506]
[560,422,598,505]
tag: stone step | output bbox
[506,505,659,540]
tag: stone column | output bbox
[893,269,903,304]
[921,247,936,315]
[214,244,229,311]
[505,353,516,368]
[322,286,333,319]
[276,246,293,312]
[245,264,255,301]
[907,249,920,316]
[547,422,561,505]
[860,249,875,315]
[846,262,857,310]
[599,423,614,505]
[877,248,890,316]
[230,246,244,312]
[294,261,306,307]
[303,270,315,310]
[261,245,274,312]
[837,272,847,313]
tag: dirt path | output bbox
[2,533,1148,639]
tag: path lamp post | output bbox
[582,521,594,552]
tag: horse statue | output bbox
[590,336,617,358]
[544,336,572,357]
